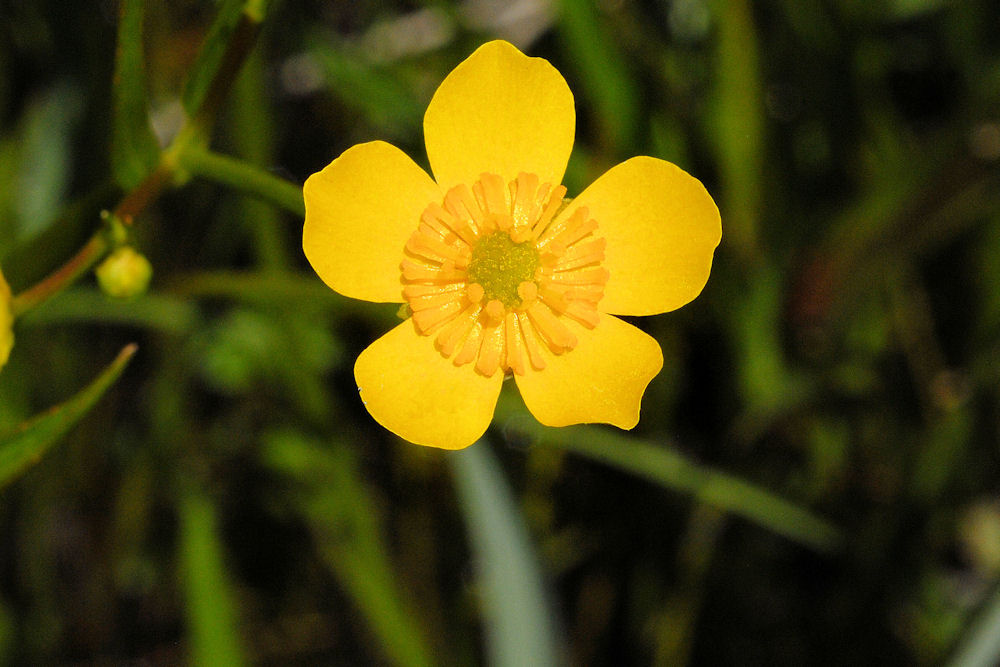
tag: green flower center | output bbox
[401,171,608,378]
[466,231,539,308]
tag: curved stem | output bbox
[9,1,272,319]
[11,233,110,317]
[179,148,304,218]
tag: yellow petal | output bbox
[354,319,504,449]
[424,40,575,192]
[515,315,663,428]
[0,267,12,369]
[303,141,441,303]
[562,157,721,316]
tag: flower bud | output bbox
[96,246,153,299]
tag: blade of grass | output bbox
[946,583,1000,667]
[449,441,562,667]
[181,0,270,128]
[111,0,160,189]
[261,431,435,667]
[555,0,639,154]
[497,402,842,553]
[182,0,249,115]
[709,0,764,262]
[0,343,137,490]
[177,482,246,667]
[306,36,423,139]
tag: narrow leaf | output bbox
[709,0,765,259]
[449,442,562,667]
[946,583,1000,667]
[181,0,257,117]
[177,482,246,667]
[111,0,160,189]
[498,402,843,553]
[0,343,137,489]
[555,0,639,153]
[261,431,435,667]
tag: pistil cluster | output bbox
[401,172,608,377]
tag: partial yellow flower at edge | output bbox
[0,267,14,370]
[303,40,721,449]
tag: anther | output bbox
[466,282,485,303]
[405,171,606,375]
[516,281,538,306]
[484,299,505,325]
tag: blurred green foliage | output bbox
[1,0,1000,665]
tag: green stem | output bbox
[11,233,110,317]
[187,3,269,138]
[113,160,176,224]
[179,149,304,218]
[5,1,274,325]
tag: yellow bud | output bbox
[96,246,153,299]
[0,266,13,370]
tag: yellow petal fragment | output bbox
[424,40,575,192]
[355,320,503,449]
[561,156,721,316]
[303,141,442,303]
[0,267,13,370]
[515,315,663,429]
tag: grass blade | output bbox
[0,343,137,490]
[181,0,269,121]
[709,0,764,260]
[555,0,639,154]
[946,584,1000,667]
[449,441,562,667]
[177,482,246,667]
[111,0,160,189]
[498,405,842,553]
[261,431,435,667]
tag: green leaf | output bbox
[0,343,137,490]
[261,431,435,667]
[177,482,246,667]
[555,0,640,153]
[497,400,843,553]
[181,0,253,117]
[946,583,1000,667]
[12,83,84,243]
[306,37,423,139]
[449,442,562,667]
[111,0,160,189]
[709,0,765,260]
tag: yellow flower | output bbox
[0,266,13,370]
[303,41,721,449]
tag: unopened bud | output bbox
[96,246,153,299]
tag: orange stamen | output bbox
[402,172,607,377]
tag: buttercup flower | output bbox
[303,41,721,449]
[0,266,13,370]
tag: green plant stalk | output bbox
[178,149,305,218]
[497,401,842,552]
[10,0,271,318]
[10,233,109,317]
